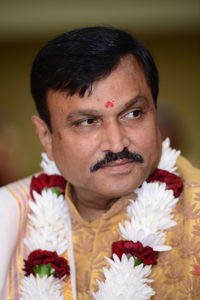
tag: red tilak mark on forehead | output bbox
[105,101,114,108]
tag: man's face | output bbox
[34,56,161,200]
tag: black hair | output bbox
[31,26,159,129]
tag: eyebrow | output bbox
[122,95,148,112]
[66,109,100,122]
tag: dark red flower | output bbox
[30,173,67,200]
[112,240,158,265]
[24,249,70,278]
[147,168,183,197]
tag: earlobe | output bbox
[31,115,54,160]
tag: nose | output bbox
[100,120,130,153]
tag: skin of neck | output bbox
[71,185,127,222]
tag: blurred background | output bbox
[0,0,200,185]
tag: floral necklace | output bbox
[20,138,183,300]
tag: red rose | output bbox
[24,249,70,278]
[30,173,67,200]
[112,240,158,265]
[147,168,183,197]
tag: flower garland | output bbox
[20,157,73,300]
[20,138,183,300]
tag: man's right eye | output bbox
[74,118,96,126]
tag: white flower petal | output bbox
[20,275,65,300]
[26,190,70,254]
[121,181,178,249]
[93,254,154,300]
[40,153,61,175]
[158,138,180,173]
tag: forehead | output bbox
[89,56,149,98]
[47,56,152,113]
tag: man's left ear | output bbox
[32,115,54,160]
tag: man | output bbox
[0,26,200,300]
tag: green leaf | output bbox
[134,258,143,266]
[43,187,62,196]
[51,187,62,196]
[126,255,142,266]
[34,263,56,278]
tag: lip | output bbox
[102,159,134,174]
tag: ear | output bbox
[32,115,54,160]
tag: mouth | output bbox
[103,159,133,167]
[101,159,134,174]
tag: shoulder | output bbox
[0,176,32,215]
[0,176,33,293]
[0,175,35,236]
[0,175,34,241]
[177,156,200,209]
[177,156,200,183]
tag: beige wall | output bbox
[0,33,199,180]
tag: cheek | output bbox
[128,117,161,163]
[51,131,95,170]
[142,125,162,167]
[129,118,159,145]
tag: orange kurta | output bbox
[66,156,200,299]
[66,189,132,299]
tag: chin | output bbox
[101,181,140,199]
[101,172,148,197]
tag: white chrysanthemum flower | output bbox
[125,182,178,233]
[119,221,169,251]
[93,254,154,300]
[25,190,70,255]
[127,204,176,234]
[25,230,68,255]
[134,182,178,214]
[40,153,61,175]
[120,182,177,251]
[20,274,65,300]
[29,190,69,230]
[158,138,180,173]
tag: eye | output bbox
[125,109,143,119]
[74,118,97,126]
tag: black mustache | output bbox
[90,148,144,172]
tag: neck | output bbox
[71,186,119,222]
